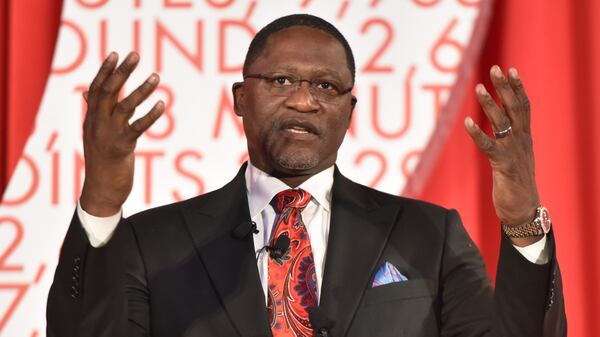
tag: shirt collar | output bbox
[245,161,334,218]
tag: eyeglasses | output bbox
[244,73,353,103]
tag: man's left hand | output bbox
[464,65,541,246]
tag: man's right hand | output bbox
[80,52,164,216]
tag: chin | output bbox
[275,151,320,172]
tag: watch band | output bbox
[502,206,551,238]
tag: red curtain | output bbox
[420,1,600,337]
[0,0,62,196]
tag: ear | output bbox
[348,95,357,124]
[232,82,245,117]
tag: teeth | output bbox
[288,127,308,134]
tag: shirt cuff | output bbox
[513,234,549,264]
[76,201,122,248]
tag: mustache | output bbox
[278,119,320,135]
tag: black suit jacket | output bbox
[47,165,566,337]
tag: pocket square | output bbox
[372,261,408,287]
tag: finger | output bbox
[464,116,497,158]
[507,67,532,133]
[128,101,165,139]
[115,73,160,121]
[489,65,520,129]
[474,83,511,134]
[98,52,140,103]
[88,52,118,105]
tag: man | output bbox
[47,14,566,337]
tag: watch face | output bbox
[540,207,552,233]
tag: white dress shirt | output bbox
[77,162,549,303]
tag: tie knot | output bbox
[272,189,311,213]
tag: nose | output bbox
[284,82,320,113]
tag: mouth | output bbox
[287,126,310,134]
[280,120,319,136]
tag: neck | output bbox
[272,173,315,188]
[249,161,327,188]
[248,155,336,188]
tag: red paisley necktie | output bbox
[267,189,318,337]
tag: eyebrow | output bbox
[269,66,346,81]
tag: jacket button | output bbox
[71,285,80,299]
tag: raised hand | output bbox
[80,52,164,216]
[464,66,541,246]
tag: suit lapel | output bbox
[319,168,402,336]
[181,165,271,337]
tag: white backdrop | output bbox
[0,0,483,335]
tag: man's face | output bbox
[234,26,356,178]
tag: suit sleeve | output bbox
[494,228,567,337]
[439,209,566,337]
[47,209,154,337]
[47,210,128,337]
